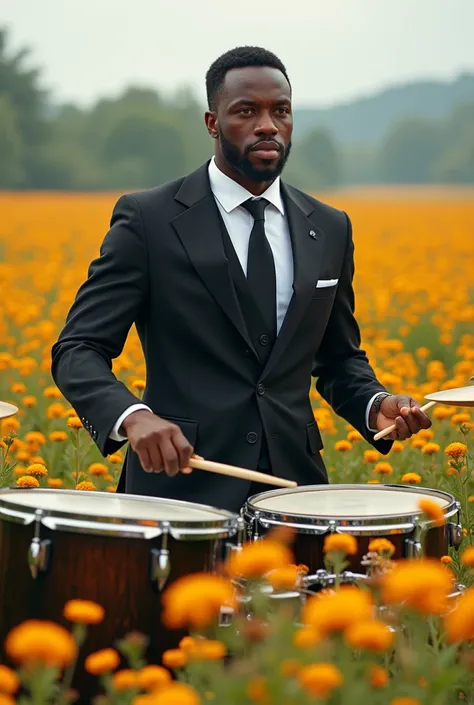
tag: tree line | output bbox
[1,28,473,191]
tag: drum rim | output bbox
[0,487,238,532]
[244,483,458,526]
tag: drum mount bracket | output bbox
[28,511,51,580]
[149,521,171,592]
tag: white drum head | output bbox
[0,489,229,523]
[251,486,451,518]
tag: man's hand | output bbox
[371,395,432,441]
[121,410,194,476]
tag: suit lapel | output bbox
[263,183,326,378]
[171,164,257,357]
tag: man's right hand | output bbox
[121,410,194,476]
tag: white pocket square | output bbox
[316,279,338,288]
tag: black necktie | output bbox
[241,198,277,338]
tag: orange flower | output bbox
[5,620,77,668]
[390,441,404,453]
[434,406,454,420]
[11,383,26,394]
[344,619,394,652]
[246,676,269,703]
[85,648,120,675]
[422,442,440,455]
[22,395,37,407]
[441,555,453,565]
[293,626,321,649]
[381,559,453,614]
[444,588,474,642]
[335,440,352,452]
[411,438,426,449]
[16,476,40,488]
[452,413,471,425]
[137,665,171,691]
[323,533,357,555]
[144,683,201,705]
[364,450,380,463]
[369,664,389,688]
[189,640,227,661]
[0,665,20,694]
[25,463,48,478]
[445,442,468,459]
[302,586,373,635]
[401,472,422,484]
[390,699,421,705]
[265,565,299,590]
[298,663,343,698]
[279,659,301,677]
[347,430,363,442]
[67,416,83,429]
[63,599,104,624]
[226,538,293,580]
[368,538,395,556]
[374,462,393,475]
[132,379,146,391]
[76,481,96,491]
[418,498,445,527]
[25,432,46,445]
[47,478,63,488]
[49,431,68,442]
[162,573,235,630]
[88,463,108,476]
[108,452,123,464]
[113,669,138,691]
[461,548,474,568]
[47,403,66,419]
[44,386,62,398]
[162,649,187,669]
[0,695,16,705]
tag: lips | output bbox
[250,141,281,160]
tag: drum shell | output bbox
[0,516,225,703]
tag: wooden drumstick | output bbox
[188,457,297,488]
[373,401,437,441]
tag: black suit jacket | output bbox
[51,162,392,512]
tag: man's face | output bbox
[207,66,293,183]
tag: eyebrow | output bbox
[229,97,291,108]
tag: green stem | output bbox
[74,431,80,489]
[57,624,86,705]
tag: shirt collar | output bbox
[208,156,285,215]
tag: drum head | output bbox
[247,484,453,519]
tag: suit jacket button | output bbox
[259,334,268,346]
[257,383,265,396]
[246,432,258,444]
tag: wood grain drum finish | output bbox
[0,489,238,704]
[244,484,461,574]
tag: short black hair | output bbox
[205,46,291,111]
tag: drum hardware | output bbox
[225,517,246,557]
[301,569,369,590]
[28,510,51,579]
[447,503,463,549]
[149,521,170,592]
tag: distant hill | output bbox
[293,73,474,145]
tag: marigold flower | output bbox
[226,538,293,580]
[15,450,30,462]
[246,676,268,702]
[47,478,63,488]
[0,694,16,705]
[5,620,77,668]
[452,413,471,425]
[16,476,40,488]
[444,588,474,642]
[381,559,453,614]
[2,418,20,435]
[106,486,117,492]
[335,440,352,452]
[411,438,426,449]
[113,669,138,691]
[63,599,104,624]
[401,472,422,484]
[441,555,453,565]
[88,463,108,476]
[390,698,421,705]
[469,496,474,503]
[433,406,454,420]
[0,665,20,694]
[344,619,394,652]
[162,573,235,630]
[11,383,26,394]
[461,548,474,568]
[144,683,201,705]
[279,659,301,677]
[374,462,393,475]
[136,665,171,690]
[369,664,389,688]
[302,586,373,635]
[76,481,96,491]
[108,453,123,464]
[67,416,83,429]
[22,396,37,407]
[422,442,440,455]
[364,450,380,463]
[347,430,363,442]
[265,565,299,590]
[190,640,227,661]
[445,442,468,459]
[44,386,62,398]
[132,379,146,390]
[298,663,343,698]
[293,626,321,649]
[162,649,187,669]
[85,648,120,675]
[390,440,404,453]
[49,431,68,442]
[25,463,48,478]
[323,533,357,556]
[367,480,380,484]
[418,498,445,527]
[25,431,46,445]
[30,456,46,465]
[368,538,395,556]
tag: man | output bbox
[51,46,431,512]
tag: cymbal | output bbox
[0,402,19,420]
[425,384,474,407]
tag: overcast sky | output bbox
[2,0,474,108]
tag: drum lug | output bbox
[448,522,463,550]
[302,569,368,589]
[28,511,51,579]
[404,538,422,558]
[149,521,170,592]
[225,517,246,558]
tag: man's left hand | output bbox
[372,395,432,441]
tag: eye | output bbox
[276,107,290,115]
[238,108,253,115]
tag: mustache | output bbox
[246,138,283,153]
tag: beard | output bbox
[218,127,291,183]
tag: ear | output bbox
[205,111,218,139]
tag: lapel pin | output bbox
[309,230,317,240]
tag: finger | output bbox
[139,448,154,473]
[182,467,193,475]
[148,444,164,473]
[399,407,419,435]
[395,415,411,440]
[172,430,194,470]
[160,437,180,477]
[411,406,432,429]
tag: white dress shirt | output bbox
[109,158,380,441]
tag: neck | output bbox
[214,153,275,196]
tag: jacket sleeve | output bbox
[312,212,393,454]
[51,195,148,457]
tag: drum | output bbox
[243,484,463,585]
[0,488,240,703]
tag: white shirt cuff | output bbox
[109,404,153,441]
[366,393,385,433]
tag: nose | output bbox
[254,111,278,136]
